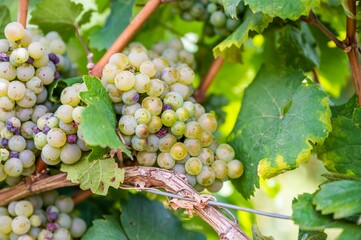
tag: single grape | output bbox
[60,143,82,164]
[197,113,217,132]
[185,157,202,175]
[53,227,72,240]
[29,214,42,227]
[4,22,25,41]
[215,143,235,162]
[184,121,202,139]
[148,116,163,133]
[156,152,175,169]
[170,142,187,160]
[164,92,184,110]
[41,144,61,162]
[131,136,147,151]
[227,160,244,179]
[211,160,228,179]
[114,70,136,91]
[136,151,157,166]
[0,215,12,234]
[210,11,226,27]
[170,121,186,136]
[207,179,223,192]
[4,158,23,177]
[196,166,216,187]
[198,148,215,166]
[118,115,137,135]
[54,196,74,214]
[141,97,163,116]
[109,53,129,69]
[14,200,34,217]
[28,42,46,60]
[69,217,86,238]
[121,89,139,105]
[55,105,73,124]
[146,79,165,97]
[161,110,177,127]
[134,73,151,93]
[158,133,177,152]
[11,216,31,235]
[8,80,26,101]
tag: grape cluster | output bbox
[101,40,244,192]
[0,191,87,239]
[0,22,73,186]
[174,0,246,37]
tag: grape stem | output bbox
[194,57,224,103]
[17,0,29,27]
[90,0,162,77]
[72,189,92,204]
[74,22,94,71]
[345,0,361,105]
[35,156,48,173]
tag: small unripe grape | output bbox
[170,142,187,160]
[0,215,12,234]
[157,152,175,169]
[171,121,186,136]
[161,110,177,127]
[14,201,34,217]
[216,144,235,162]
[148,116,163,133]
[210,11,226,27]
[134,108,152,124]
[164,92,184,110]
[176,107,189,122]
[227,160,244,179]
[185,157,202,175]
[136,151,157,166]
[196,166,216,187]
[212,160,228,179]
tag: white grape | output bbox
[28,42,46,59]
[11,216,31,235]
[10,48,29,64]
[14,200,34,217]
[0,62,16,80]
[60,143,82,164]
[19,150,36,168]
[55,105,73,124]
[26,77,44,94]
[0,78,9,97]
[35,66,54,85]
[0,215,12,234]
[8,81,26,101]
[4,158,23,177]
[4,22,25,41]
[16,89,37,108]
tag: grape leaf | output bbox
[298,230,327,240]
[213,9,272,62]
[222,0,241,19]
[313,180,361,219]
[229,65,331,198]
[292,193,361,240]
[48,76,82,103]
[244,0,320,20]
[30,0,83,41]
[82,215,127,240]
[60,157,124,195]
[252,225,274,240]
[95,0,110,13]
[317,106,361,177]
[276,23,319,72]
[87,146,111,162]
[78,9,94,26]
[79,75,131,159]
[90,0,135,50]
[0,6,10,39]
[121,194,206,240]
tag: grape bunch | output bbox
[0,22,73,186]
[174,0,246,37]
[0,191,87,239]
[101,40,244,192]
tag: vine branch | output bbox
[0,167,249,240]
[345,0,361,106]
[90,0,162,77]
[194,57,224,103]
[17,0,29,27]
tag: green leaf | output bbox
[330,95,358,119]
[222,0,241,19]
[298,230,327,240]
[252,224,274,240]
[317,109,361,177]
[77,9,94,26]
[90,0,135,50]
[121,194,205,240]
[0,6,10,39]
[30,0,83,41]
[292,193,361,240]
[213,9,272,62]
[95,0,110,13]
[82,215,127,240]
[276,23,319,72]
[313,180,361,219]
[244,0,320,20]
[48,77,83,103]
[229,65,331,198]
[87,146,111,162]
[79,76,131,158]
[61,157,125,195]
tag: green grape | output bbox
[50,39,66,55]
[18,234,35,240]
[145,134,159,152]
[11,216,31,235]
[210,11,226,27]
[146,79,165,97]
[194,103,205,119]
[161,67,179,85]
[169,83,190,100]
[161,48,178,63]
[200,130,213,147]
[16,63,35,82]
[60,143,82,164]
[157,152,175,169]
[59,121,77,135]
[0,96,15,110]
[196,166,216,187]
[47,128,67,148]
[0,215,12,234]
[38,229,53,240]
[134,108,152,124]
[215,143,235,162]
[109,53,129,70]
[207,179,223,192]
[152,57,169,76]
[198,148,215,166]
[34,132,47,150]
[122,103,141,116]
[55,196,74,213]
[207,3,218,13]
[56,213,72,229]
[8,80,26,101]
[161,110,177,127]
[141,97,163,116]
[158,133,177,152]
[54,228,72,240]
[184,138,202,157]
[128,51,149,69]
[72,106,85,123]
[4,158,23,177]
[70,217,86,238]
[35,66,55,85]
[101,63,117,84]
[14,200,34,217]
[0,62,16,80]
[29,227,41,238]
[0,164,7,182]
[42,191,59,206]
[122,89,139,105]
[184,121,202,139]
[60,86,81,106]
[114,70,136,91]
[8,201,18,217]
[28,42,46,60]
[55,105,73,124]
[25,195,43,210]
[185,157,202,175]
[211,160,228,179]
[170,142,187,160]
[46,116,59,129]
[147,116,163,133]
[41,144,61,162]
[136,151,157,166]
[10,48,29,64]
[164,92,184,110]
[175,107,190,121]
[0,206,8,215]
[118,115,137,135]
[198,113,217,133]
[140,60,157,77]
[131,136,147,151]
[0,78,9,97]
[134,73,151,93]
[227,160,244,179]
[135,124,149,139]
[170,121,186,136]
[29,215,42,227]
[106,83,123,103]
[171,163,186,175]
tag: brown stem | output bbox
[35,156,48,173]
[17,0,29,28]
[74,22,94,71]
[305,10,345,50]
[194,57,224,103]
[0,167,249,239]
[72,189,92,204]
[312,68,319,83]
[90,0,162,77]
[345,0,361,105]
